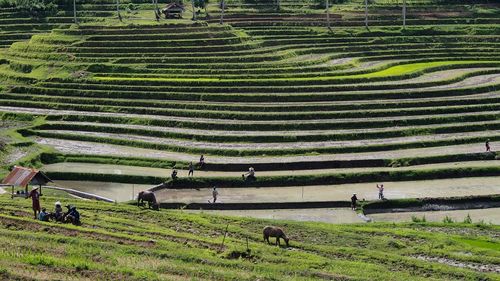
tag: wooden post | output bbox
[364,0,368,28]
[402,0,406,29]
[73,0,78,24]
[11,185,14,199]
[219,0,224,24]
[39,184,42,196]
[326,0,331,30]
[220,224,229,250]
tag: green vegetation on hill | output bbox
[0,193,498,280]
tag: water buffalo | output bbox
[263,226,289,247]
[137,191,159,210]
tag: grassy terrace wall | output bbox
[0,0,499,188]
[0,193,498,280]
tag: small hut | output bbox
[1,166,52,198]
[161,3,185,19]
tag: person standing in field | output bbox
[199,155,205,169]
[376,184,384,200]
[211,186,219,203]
[188,162,194,177]
[27,186,41,219]
[486,140,491,152]
[351,193,358,211]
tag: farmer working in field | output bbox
[376,184,384,200]
[199,155,205,169]
[486,140,491,152]
[27,186,41,219]
[171,169,178,180]
[188,162,194,177]
[243,167,256,181]
[211,186,219,203]
[351,193,358,210]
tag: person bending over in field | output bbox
[171,169,178,180]
[243,167,256,181]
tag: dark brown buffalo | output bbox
[137,191,159,210]
[263,226,289,247]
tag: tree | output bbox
[14,0,57,18]
[194,0,209,18]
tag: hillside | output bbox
[0,1,499,279]
[0,0,498,188]
[0,192,499,280]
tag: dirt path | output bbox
[35,138,500,163]
[42,160,500,178]
[44,129,500,150]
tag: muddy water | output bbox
[369,208,500,224]
[190,208,365,224]
[43,160,499,178]
[50,181,151,202]
[191,207,500,224]
[47,176,500,204]
[35,137,500,163]
[156,177,500,203]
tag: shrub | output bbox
[0,0,14,7]
[442,216,454,223]
[13,0,58,18]
[463,213,472,224]
[411,215,426,223]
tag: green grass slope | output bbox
[0,193,498,280]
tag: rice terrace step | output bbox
[0,0,499,279]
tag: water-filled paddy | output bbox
[52,177,500,204]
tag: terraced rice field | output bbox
[1,192,499,280]
[0,0,499,207]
